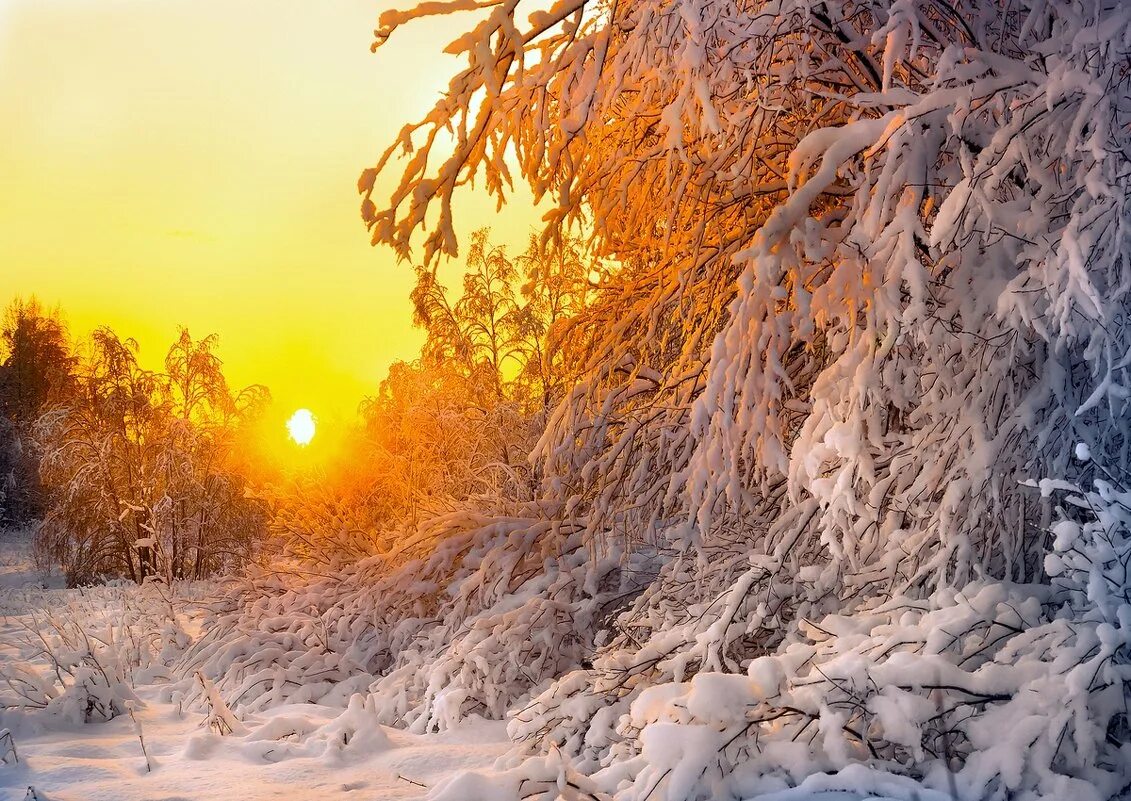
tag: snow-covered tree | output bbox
[350,0,1131,796]
[511,232,592,412]
[35,328,267,585]
[365,0,1131,595]
[0,298,76,527]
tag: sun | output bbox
[286,408,316,446]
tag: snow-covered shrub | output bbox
[172,466,1130,797]
[1,608,139,724]
[178,505,657,732]
[0,580,199,727]
[365,524,650,734]
[34,329,267,586]
[1040,467,1131,633]
[499,467,1131,800]
[504,578,1130,800]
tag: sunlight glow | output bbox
[286,408,316,446]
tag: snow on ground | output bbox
[0,535,508,801]
[0,531,1071,801]
[0,530,61,591]
[0,691,507,801]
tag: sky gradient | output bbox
[0,0,537,433]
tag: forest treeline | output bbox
[0,229,595,582]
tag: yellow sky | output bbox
[0,0,538,432]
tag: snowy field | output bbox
[0,538,508,801]
[0,687,506,801]
[0,543,930,801]
[0,520,1124,801]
